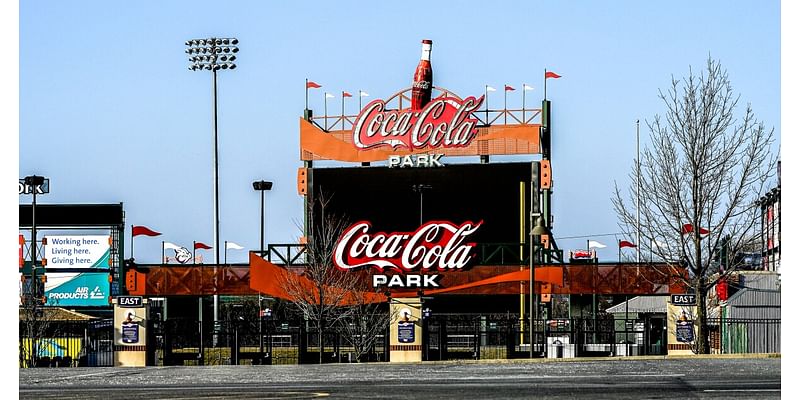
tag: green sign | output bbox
[44,272,110,307]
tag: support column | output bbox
[113,297,149,367]
[389,298,423,362]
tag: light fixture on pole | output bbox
[24,175,46,308]
[252,180,273,257]
[529,216,550,358]
[186,36,239,349]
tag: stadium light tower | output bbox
[185,37,239,333]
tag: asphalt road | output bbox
[19,357,780,399]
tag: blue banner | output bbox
[398,321,415,343]
[676,320,695,343]
[44,272,110,307]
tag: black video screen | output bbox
[309,162,532,245]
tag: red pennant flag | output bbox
[681,224,710,235]
[619,240,637,248]
[194,242,212,250]
[342,91,352,98]
[504,85,515,91]
[132,226,161,237]
[306,81,321,89]
[545,71,562,79]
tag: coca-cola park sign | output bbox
[352,95,484,151]
[333,220,482,288]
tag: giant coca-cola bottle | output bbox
[411,39,433,110]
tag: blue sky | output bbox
[18,1,781,264]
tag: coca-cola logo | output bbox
[352,95,484,150]
[333,221,483,272]
[412,81,431,89]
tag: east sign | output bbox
[670,294,697,306]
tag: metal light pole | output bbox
[252,180,273,256]
[412,184,432,225]
[252,180,272,363]
[530,217,549,358]
[186,37,239,342]
[25,175,45,304]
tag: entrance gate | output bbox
[422,314,660,361]
[86,318,114,366]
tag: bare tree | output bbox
[338,276,395,362]
[19,290,60,367]
[280,195,360,364]
[613,57,776,354]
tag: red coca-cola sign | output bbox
[352,95,484,151]
[333,220,483,272]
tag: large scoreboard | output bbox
[308,162,533,246]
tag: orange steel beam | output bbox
[125,264,255,296]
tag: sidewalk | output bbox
[399,352,781,366]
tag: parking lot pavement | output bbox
[19,357,781,399]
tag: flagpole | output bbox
[324,92,328,130]
[359,90,362,110]
[131,224,134,260]
[618,241,621,263]
[341,92,345,130]
[305,78,309,111]
[162,241,165,264]
[504,84,507,124]
[224,240,227,265]
[522,84,526,123]
[544,69,547,101]
[636,119,641,264]
[484,85,488,124]
[586,239,597,343]
[193,241,196,265]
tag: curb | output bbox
[378,353,781,366]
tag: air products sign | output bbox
[44,272,109,307]
[44,235,111,269]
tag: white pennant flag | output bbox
[226,242,244,250]
[163,241,182,250]
[325,92,335,99]
[588,240,607,249]
[523,84,535,91]
[359,91,369,97]
[486,85,496,92]
[651,239,668,249]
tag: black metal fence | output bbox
[422,314,663,360]
[149,317,388,366]
[20,315,781,367]
[710,318,781,354]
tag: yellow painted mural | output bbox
[20,338,83,367]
